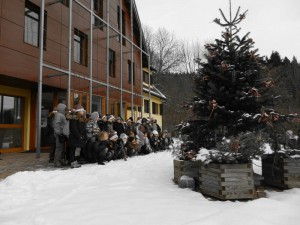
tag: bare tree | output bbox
[180,40,205,73]
[143,26,184,74]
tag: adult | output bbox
[113,117,125,136]
[52,103,69,167]
[68,104,87,168]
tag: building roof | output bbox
[143,85,167,100]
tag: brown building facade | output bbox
[0,0,150,153]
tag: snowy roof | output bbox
[143,85,167,100]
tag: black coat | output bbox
[69,118,87,148]
[97,120,109,132]
[113,122,125,136]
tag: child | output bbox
[93,131,109,165]
[150,130,160,153]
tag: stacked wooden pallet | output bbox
[199,163,255,200]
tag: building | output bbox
[0,0,165,154]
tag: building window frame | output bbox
[24,0,47,49]
[93,0,104,29]
[128,60,135,84]
[74,29,88,66]
[144,99,150,113]
[152,102,158,115]
[109,49,116,77]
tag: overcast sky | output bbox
[135,0,300,60]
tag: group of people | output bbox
[46,103,174,168]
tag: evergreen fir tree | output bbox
[181,1,297,162]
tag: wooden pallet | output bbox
[199,163,255,200]
[173,159,202,184]
[262,154,300,189]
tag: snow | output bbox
[1,145,300,225]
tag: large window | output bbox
[117,6,126,45]
[0,95,24,150]
[152,102,158,114]
[144,99,150,113]
[109,49,116,77]
[143,71,153,85]
[159,104,163,115]
[74,29,88,66]
[93,0,104,29]
[24,0,47,48]
[61,0,69,7]
[128,60,135,84]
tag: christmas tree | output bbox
[180,1,297,163]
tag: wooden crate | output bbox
[262,154,300,189]
[173,159,202,184]
[199,163,255,200]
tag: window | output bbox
[61,0,69,7]
[74,29,88,66]
[24,0,47,48]
[159,104,163,115]
[128,60,135,84]
[143,71,153,85]
[93,0,104,29]
[117,6,126,46]
[109,49,116,77]
[152,102,158,114]
[144,99,150,113]
[0,95,24,150]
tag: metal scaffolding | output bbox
[37,0,151,157]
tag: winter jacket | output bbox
[86,120,100,139]
[67,113,87,148]
[113,122,125,136]
[45,113,56,144]
[97,120,109,132]
[52,104,69,138]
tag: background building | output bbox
[0,0,165,154]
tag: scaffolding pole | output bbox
[130,0,134,119]
[119,0,123,118]
[89,0,93,113]
[36,0,45,158]
[139,21,143,118]
[67,0,72,109]
[148,55,151,118]
[106,0,110,114]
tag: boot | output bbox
[71,161,81,169]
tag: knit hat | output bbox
[108,115,115,122]
[152,130,159,135]
[109,131,118,140]
[74,104,85,112]
[91,112,99,121]
[120,133,128,140]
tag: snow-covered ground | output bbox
[1,150,300,225]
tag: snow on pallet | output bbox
[173,159,202,184]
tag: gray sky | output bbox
[135,0,300,60]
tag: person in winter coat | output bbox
[45,107,57,163]
[97,115,109,132]
[94,131,109,165]
[84,131,109,165]
[113,117,125,136]
[52,103,69,167]
[107,115,115,132]
[116,133,128,161]
[153,119,161,134]
[86,112,100,139]
[149,130,160,153]
[125,131,139,157]
[124,119,135,135]
[67,104,87,168]
[140,132,152,155]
